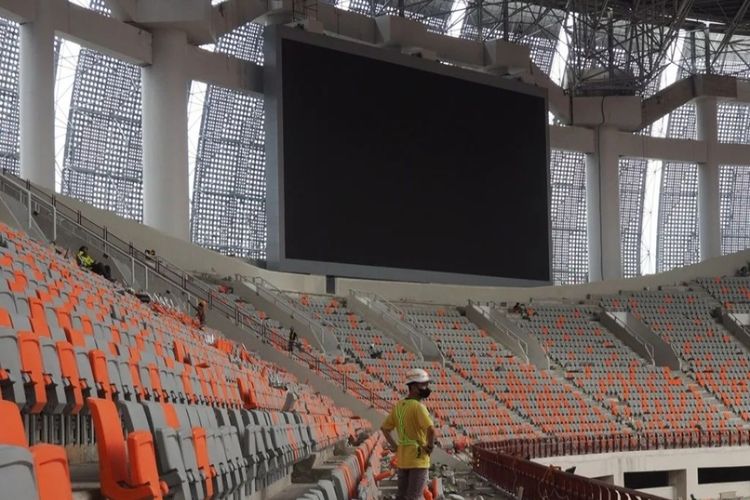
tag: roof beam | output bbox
[211,0,281,39]
[639,74,737,130]
[186,46,263,95]
[616,133,708,163]
[103,0,137,20]
[0,0,35,22]
[55,2,152,65]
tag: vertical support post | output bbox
[586,125,623,281]
[52,198,57,242]
[27,189,32,229]
[696,96,721,260]
[19,2,55,190]
[142,29,190,241]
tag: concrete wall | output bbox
[41,187,750,307]
[535,446,750,500]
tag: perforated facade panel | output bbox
[549,150,588,284]
[60,0,144,220]
[619,158,647,278]
[720,167,750,255]
[0,18,19,174]
[189,23,267,258]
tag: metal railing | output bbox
[349,289,430,359]
[473,429,750,500]
[473,446,668,500]
[247,276,335,353]
[605,310,656,363]
[469,300,530,363]
[0,170,391,410]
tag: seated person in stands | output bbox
[738,265,750,277]
[76,246,112,280]
[511,302,523,314]
[368,343,382,359]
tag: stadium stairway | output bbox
[346,290,442,362]
[206,309,469,471]
[240,278,340,355]
[465,303,549,369]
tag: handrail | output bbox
[0,170,390,411]
[473,446,668,500]
[477,428,750,460]
[606,310,656,363]
[469,300,531,363]
[474,429,750,500]
[247,276,334,354]
[350,289,429,359]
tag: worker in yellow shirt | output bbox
[381,368,435,500]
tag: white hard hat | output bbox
[405,368,431,385]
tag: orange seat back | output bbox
[18,332,47,413]
[0,400,27,446]
[55,341,84,414]
[88,398,165,499]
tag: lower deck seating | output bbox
[602,288,750,424]
[0,223,369,499]
[522,304,718,431]
[0,400,73,500]
[297,433,385,500]
[402,304,623,436]
[292,295,539,448]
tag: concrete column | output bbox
[586,126,622,282]
[141,29,190,241]
[696,96,721,261]
[19,3,56,190]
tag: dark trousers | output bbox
[397,468,429,500]
[91,262,111,280]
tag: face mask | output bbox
[418,387,431,399]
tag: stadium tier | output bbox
[0,223,370,499]
[2,218,750,499]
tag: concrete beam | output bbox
[736,79,750,102]
[186,46,263,94]
[0,0,35,22]
[526,64,571,123]
[615,133,708,163]
[54,1,153,65]
[131,0,215,45]
[641,75,738,131]
[549,125,595,153]
[715,142,750,165]
[316,3,377,43]
[374,15,484,66]
[104,0,137,20]
[211,0,277,39]
[572,95,642,130]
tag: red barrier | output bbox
[474,429,750,500]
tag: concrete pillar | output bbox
[696,96,721,260]
[141,29,190,241]
[19,3,56,190]
[586,126,622,282]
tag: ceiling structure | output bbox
[0,0,748,284]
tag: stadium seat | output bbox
[0,400,72,500]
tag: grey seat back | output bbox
[0,445,39,500]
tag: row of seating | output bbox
[90,396,327,499]
[521,304,721,431]
[0,400,72,500]
[0,223,370,499]
[400,303,620,437]
[296,433,385,500]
